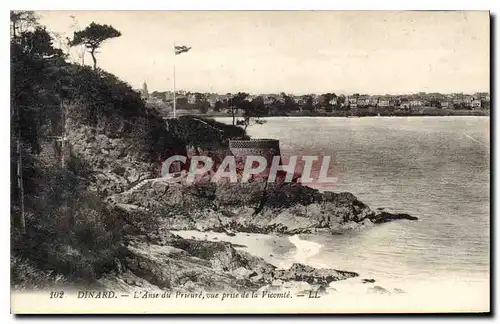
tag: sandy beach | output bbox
[172,230,297,269]
[170,229,489,313]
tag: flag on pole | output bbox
[175,45,192,55]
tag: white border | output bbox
[6,1,498,11]
[2,1,497,323]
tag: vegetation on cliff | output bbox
[166,116,248,148]
[10,12,246,289]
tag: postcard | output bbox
[10,10,490,314]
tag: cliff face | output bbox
[66,123,160,196]
[64,115,246,197]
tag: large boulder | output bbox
[100,233,359,294]
[274,263,358,285]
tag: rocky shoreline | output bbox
[97,231,359,296]
[108,179,417,234]
[97,175,417,295]
[57,117,418,296]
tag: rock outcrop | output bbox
[274,263,357,285]
[98,231,358,293]
[108,179,417,235]
[368,285,392,295]
[61,115,416,294]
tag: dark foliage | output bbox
[11,156,127,285]
[167,116,248,148]
[10,13,151,288]
[10,12,249,289]
[68,22,121,69]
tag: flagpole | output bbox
[173,40,177,119]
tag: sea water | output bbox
[217,116,490,308]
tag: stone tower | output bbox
[228,139,281,167]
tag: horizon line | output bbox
[143,89,491,96]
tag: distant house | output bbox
[187,94,196,104]
[328,98,338,106]
[146,97,163,105]
[264,96,276,105]
[164,92,175,102]
[463,96,473,107]
[409,99,423,108]
[357,96,370,107]
[367,97,379,106]
[471,99,482,109]
[176,96,188,106]
[311,95,321,107]
[377,98,393,108]
[293,96,305,105]
[399,100,410,110]
[203,94,218,107]
[347,96,358,109]
[440,101,450,109]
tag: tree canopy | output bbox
[68,22,121,69]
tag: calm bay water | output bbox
[217,116,490,294]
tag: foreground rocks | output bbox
[274,263,357,285]
[93,179,416,293]
[97,232,358,293]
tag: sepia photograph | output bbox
[9,10,490,314]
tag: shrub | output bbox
[11,158,126,288]
[11,256,67,291]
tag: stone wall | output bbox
[228,139,281,166]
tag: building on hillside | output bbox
[399,99,410,110]
[473,92,490,102]
[409,99,424,108]
[463,96,473,107]
[187,94,196,104]
[176,96,188,106]
[367,97,379,106]
[440,101,450,109]
[293,96,305,105]
[377,98,393,108]
[311,95,321,107]
[219,94,231,102]
[263,96,276,105]
[346,96,358,109]
[472,99,482,109]
[356,96,371,107]
[163,91,175,102]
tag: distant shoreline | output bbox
[169,109,490,119]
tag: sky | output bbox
[38,11,490,95]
